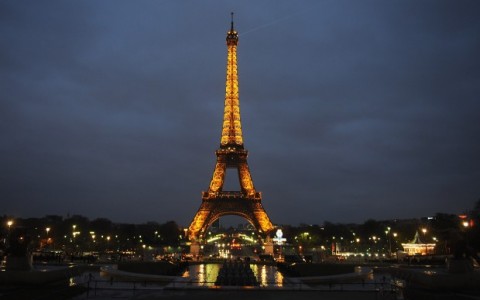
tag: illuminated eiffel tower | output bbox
[188,14,274,241]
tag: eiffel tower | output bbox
[188,14,274,241]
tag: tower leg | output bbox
[190,241,201,258]
[264,240,274,255]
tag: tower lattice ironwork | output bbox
[188,14,274,241]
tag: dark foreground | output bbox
[3,285,479,300]
[74,289,394,300]
[0,284,87,300]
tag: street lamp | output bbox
[72,225,77,242]
[462,220,470,250]
[392,232,398,253]
[421,228,428,255]
[44,227,51,249]
[72,224,77,242]
[5,220,14,248]
[385,227,392,257]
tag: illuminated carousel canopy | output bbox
[401,231,436,255]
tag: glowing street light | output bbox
[419,228,430,255]
[43,227,52,249]
[5,220,14,248]
[385,227,392,257]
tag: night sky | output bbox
[1,1,479,227]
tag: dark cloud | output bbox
[1,0,479,226]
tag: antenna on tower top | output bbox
[226,12,238,45]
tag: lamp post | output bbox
[90,232,96,251]
[393,233,398,255]
[106,236,111,251]
[421,228,428,255]
[6,220,13,248]
[462,220,470,251]
[385,227,391,257]
[45,227,51,249]
[72,225,76,252]
[7,220,13,231]
[72,224,77,245]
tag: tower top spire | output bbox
[222,12,242,147]
[226,12,238,45]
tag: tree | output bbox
[158,221,181,245]
[469,199,480,251]
[90,218,114,235]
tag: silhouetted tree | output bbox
[158,221,181,245]
[470,199,480,251]
[90,218,114,235]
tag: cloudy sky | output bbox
[1,1,479,226]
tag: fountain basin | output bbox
[297,266,373,284]
[277,263,372,284]
[390,266,480,291]
[100,264,181,284]
[0,265,81,285]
